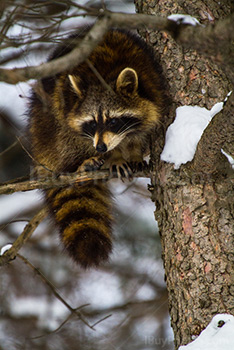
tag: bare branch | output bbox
[0,11,174,84]
[0,207,47,266]
[0,140,18,156]
[31,313,74,339]
[0,168,150,195]
[1,9,233,85]
[86,59,115,94]
[177,12,234,85]
[83,295,168,318]
[0,219,30,231]
[17,253,94,330]
[91,314,112,328]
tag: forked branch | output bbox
[0,207,48,266]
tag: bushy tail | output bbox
[46,181,113,268]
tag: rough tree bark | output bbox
[135,0,234,348]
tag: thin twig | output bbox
[17,253,93,330]
[0,140,18,157]
[0,219,30,231]
[91,314,112,328]
[86,59,115,94]
[31,313,74,339]
[16,136,53,174]
[31,303,90,339]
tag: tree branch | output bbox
[191,93,234,175]
[0,167,150,267]
[0,168,150,195]
[0,207,47,266]
[82,295,168,318]
[1,10,233,86]
[17,253,94,330]
[0,10,176,84]
[177,12,234,85]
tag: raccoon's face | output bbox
[81,109,143,153]
[67,68,141,153]
[67,68,160,153]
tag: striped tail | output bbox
[46,181,113,268]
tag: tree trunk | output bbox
[135,0,234,348]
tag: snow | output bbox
[168,14,201,26]
[0,191,42,223]
[160,103,223,169]
[224,90,232,101]
[221,149,234,169]
[0,244,12,255]
[179,314,234,350]
[80,269,123,309]
[9,296,68,330]
[110,178,157,226]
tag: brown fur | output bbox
[28,28,167,268]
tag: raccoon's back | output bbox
[46,181,113,268]
[37,29,166,109]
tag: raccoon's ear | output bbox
[116,68,138,97]
[68,75,83,99]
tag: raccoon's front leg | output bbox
[126,142,148,173]
[128,159,148,173]
[78,156,104,173]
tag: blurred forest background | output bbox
[0,1,173,349]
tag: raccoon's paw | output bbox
[78,157,104,172]
[110,161,133,181]
[129,160,148,173]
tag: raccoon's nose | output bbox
[96,142,107,153]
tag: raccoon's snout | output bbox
[96,142,107,153]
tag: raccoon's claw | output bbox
[78,157,104,172]
[129,160,148,173]
[110,162,133,180]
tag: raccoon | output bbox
[28,28,166,268]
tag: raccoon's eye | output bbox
[82,120,97,137]
[107,118,123,133]
[90,120,97,130]
[109,118,118,126]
